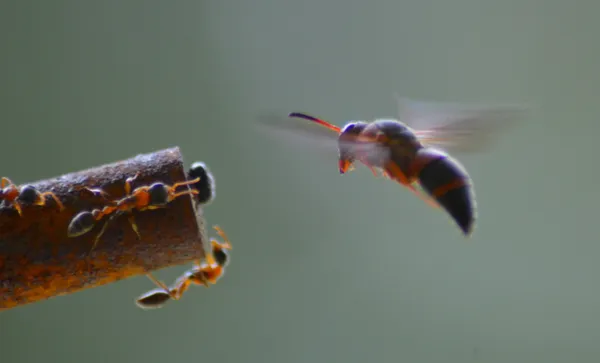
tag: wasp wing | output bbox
[395,96,528,153]
[256,112,391,162]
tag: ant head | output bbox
[338,121,368,174]
[67,211,96,237]
[148,183,169,206]
[212,245,230,267]
[187,161,216,205]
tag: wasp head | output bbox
[337,121,368,174]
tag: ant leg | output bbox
[168,189,199,201]
[213,225,233,249]
[171,177,201,190]
[38,191,65,211]
[125,173,141,196]
[204,251,217,266]
[136,273,179,309]
[1,177,13,188]
[12,202,23,217]
[128,213,141,239]
[145,273,171,293]
[90,219,111,252]
[80,187,112,201]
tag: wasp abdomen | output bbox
[415,148,476,236]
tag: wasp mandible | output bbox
[261,97,527,236]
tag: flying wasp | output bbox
[0,177,64,216]
[261,97,526,236]
[135,225,232,310]
[67,173,201,251]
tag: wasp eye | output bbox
[342,123,356,133]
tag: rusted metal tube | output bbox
[0,147,208,311]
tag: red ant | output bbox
[135,225,232,310]
[0,177,64,216]
[67,173,200,251]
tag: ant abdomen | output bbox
[67,211,96,237]
[136,289,172,310]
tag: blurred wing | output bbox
[395,96,528,153]
[255,112,391,162]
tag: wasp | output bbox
[67,173,201,251]
[262,97,526,236]
[0,177,64,216]
[135,225,232,310]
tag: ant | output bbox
[0,177,64,216]
[135,225,232,310]
[67,173,200,251]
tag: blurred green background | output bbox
[1,1,599,362]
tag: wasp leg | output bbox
[384,162,440,209]
[411,182,440,209]
[366,165,379,177]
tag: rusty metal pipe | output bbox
[0,147,209,311]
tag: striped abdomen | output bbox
[414,148,476,236]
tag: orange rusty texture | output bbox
[0,147,207,311]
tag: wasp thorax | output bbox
[148,183,169,206]
[17,185,39,204]
[68,211,96,237]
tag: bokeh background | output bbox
[1,1,599,362]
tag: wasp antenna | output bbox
[288,112,342,133]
